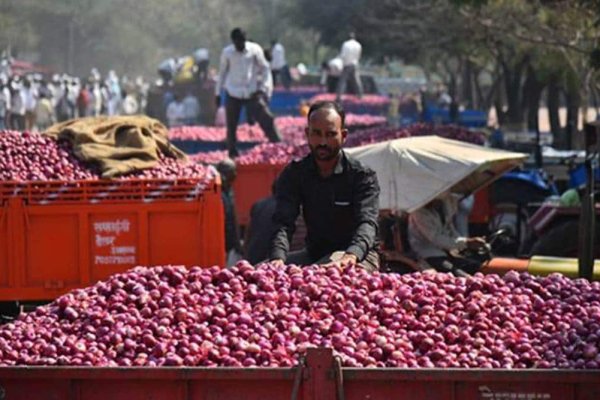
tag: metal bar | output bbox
[289,355,306,400]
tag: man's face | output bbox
[305,108,347,162]
[233,37,245,52]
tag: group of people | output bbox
[217,99,486,275]
[0,64,149,132]
[215,28,367,158]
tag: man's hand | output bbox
[251,90,265,101]
[321,252,357,268]
[466,237,487,250]
[215,95,221,108]
[270,259,285,268]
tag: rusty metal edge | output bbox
[342,368,600,383]
[0,367,296,380]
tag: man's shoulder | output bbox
[245,41,263,53]
[221,44,236,55]
[344,152,375,175]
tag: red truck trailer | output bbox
[1,348,598,400]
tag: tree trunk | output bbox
[522,65,543,132]
[565,88,580,150]
[494,83,505,126]
[501,56,529,125]
[547,77,562,147]
[462,59,474,109]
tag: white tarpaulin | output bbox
[346,136,527,213]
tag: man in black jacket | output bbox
[269,101,380,270]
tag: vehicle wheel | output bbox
[0,301,19,322]
[530,220,600,258]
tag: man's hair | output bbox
[230,28,246,41]
[307,101,346,128]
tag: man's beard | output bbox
[310,144,340,161]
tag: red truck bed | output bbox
[0,348,599,400]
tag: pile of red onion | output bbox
[308,93,391,107]
[168,114,387,144]
[235,143,309,166]
[0,131,215,185]
[191,124,485,166]
[1,263,599,369]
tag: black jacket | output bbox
[270,151,379,261]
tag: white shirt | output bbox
[182,95,200,121]
[11,89,25,115]
[270,43,286,70]
[408,193,467,259]
[320,58,343,85]
[22,86,37,112]
[194,48,209,62]
[166,100,185,127]
[215,41,271,99]
[340,38,362,67]
[0,87,11,116]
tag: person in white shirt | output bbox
[166,91,186,128]
[320,57,343,94]
[408,192,486,276]
[215,28,281,158]
[270,40,290,90]
[0,75,11,130]
[336,32,364,101]
[22,79,38,131]
[182,90,200,125]
[9,80,25,130]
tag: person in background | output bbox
[182,89,200,125]
[55,84,75,122]
[215,28,281,158]
[120,88,139,116]
[76,83,90,118]
[408,192,486,276]
[454,194,474,237]
[34,91,55,131]
[22,78,37,131]
[9,79,25,131]
[489,125,505,149]
[245,181,279,264]
[245,181,308,264]
[0,75,11,130]
[166,89,185,127]
[88,76,103,117]
[269,101,381,270]
[217,159,243,265]
[320,57,343,94]
[105,70,122,116]
[270,39,290,90]
[193,48,210,82]
[336,32,363,101]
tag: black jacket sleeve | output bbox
[345,168,380,260]
[269,164,301,261]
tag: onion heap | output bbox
[168,114,387,145]
[0,131,215,186]
[0,263,599,369]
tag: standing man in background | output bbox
[216,28,281,158]
[336,32,363,101]
[0,75,11,130]
[270,39,290,90]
